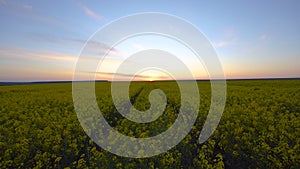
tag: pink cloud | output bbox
[260,34,268,40]
[214,41,232,47]
[214,27,238,48]
[82,5,103,21]
[0,47,77,62]
[214,38,237,47]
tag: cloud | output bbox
[0,1,32,11]
[0,1,71,29]
[260,34,268,40]
[22,4,32,10]
[0,46,123,63]
[85,40,124,56]
[82,5,103,21]
[42,54,77,62]
[0,47,76,81]
[213,27,238,48]
[27,33,124,58]
[213,38,237,47]
[0,47,77,62]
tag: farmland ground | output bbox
[0,80,299,168]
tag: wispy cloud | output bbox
[22,4,32,10]
[0,47,77,81]
[0,0,32,11]
[27,33,124,58]
[259,34,268,40]
[85,40,124,56]
[213,27,238,48]
[81,5,103,21]
[214,38,237,47]
[42,54,77,62]
[0,46,124,64]
[0,1,70,29]
[0,47,77,62]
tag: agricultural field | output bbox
[0,80,299,168]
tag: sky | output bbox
[0,0,299,82]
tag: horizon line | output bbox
[0,77,299,84]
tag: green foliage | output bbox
[0,80,299,168]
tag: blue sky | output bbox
[0,0,299,81]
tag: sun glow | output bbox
[148,78,154,82]
[140,69,169,82]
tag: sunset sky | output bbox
[0,0,299,82]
